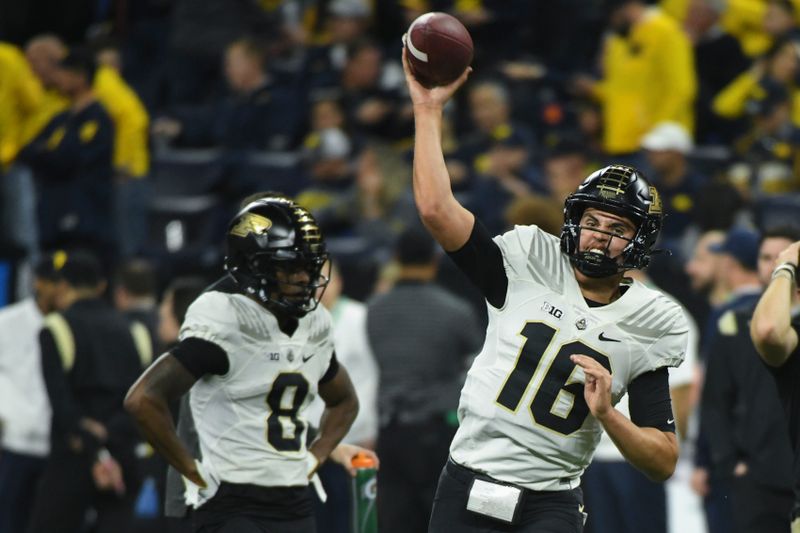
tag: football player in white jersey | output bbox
[401,47,689,532]
[125,198,375,533]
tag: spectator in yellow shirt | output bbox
[573,0,697,157]
[721,0,800,57]
[25,35,151,257]
[713,36,800,126]
[0,43,44,168]
[0,42,44,257]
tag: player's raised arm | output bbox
[124,353,206,487]
[750,241,800,367]
[402,46,474,252]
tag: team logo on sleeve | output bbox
[230,213,272,238]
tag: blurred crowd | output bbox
[1,0,800,532]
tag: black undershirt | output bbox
[171,338,230,377]
[447,218,675,432]
[766,316,800,513]
[170,337,339,385]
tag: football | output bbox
[403,12,474,88]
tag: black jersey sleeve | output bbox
[447,218,508,308]
[628,367,676,433]
[170,337,230,378]
[319,352,340,385]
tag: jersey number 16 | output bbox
[496,322,611,435]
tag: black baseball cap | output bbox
[396,226,437,265]
[58,47,97,82]
[709,227,761,271]
[34,250,104,288]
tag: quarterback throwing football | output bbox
[402,47,689,533]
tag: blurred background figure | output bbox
[685,0,750,145]
[25,34,151,258]
[0,253,64,533]
[540,139,595,205]
[684,230,728,336]
[641,122,706,257]
[114,259,160,355]
[452,79,537,235]
[693,226,763,533]
[0,41,43,276]
[699,227,800,533]
[573,0,696,161]
[308,259,379,533]
[367,227,483,533]
[16,49,116,266]
[153,37,304,153]
[27,251,151,533]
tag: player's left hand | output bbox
[329,443,380,477]
[92,448,126,496]
[570,354,612,419]
[777,240,800,267]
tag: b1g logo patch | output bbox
[541,301,563,320]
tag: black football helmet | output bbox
[224,198,329,317]
[560,164,663,278]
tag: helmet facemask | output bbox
[224,198,330,318]
[562,210,641,278]
[560,165,663,279]
[230,250,330,317]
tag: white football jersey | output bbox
[180,290,335,489]
[450,225,689,491]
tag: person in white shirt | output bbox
[0,253,64,533]
[307,260,379,532]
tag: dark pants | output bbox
[581,460,666,533]
[313,461,351,533]
[704,477,733,533]
[166,517,195,533]
[429,460,585,533]
[0,449,47,533]
[730,474,793,533]
[195,516,315,533]
[376,418,456,533]
[26,444,140,533]
[115,177,151,258]
[193,482,315,533]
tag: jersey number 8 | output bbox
[266,373,309,452]
[496,322,611,435]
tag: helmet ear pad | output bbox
[560,165,663,277]
[224,199,329,316]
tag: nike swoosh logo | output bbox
[598,332,621,342]
[667,418,675,424]
[302,353,315,363]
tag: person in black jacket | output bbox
[751,234,800,533]
[17,49,116,265]
[26,251,151,533]
[701,227,800,533]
